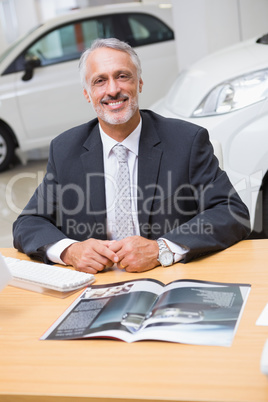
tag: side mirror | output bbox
[22,56,41,81]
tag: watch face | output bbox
[160,250,173,266]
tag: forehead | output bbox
[86,47,137,77]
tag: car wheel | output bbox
[0,128,15,172]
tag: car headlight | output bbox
[192,69,268,117]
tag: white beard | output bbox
[87,89,139,125]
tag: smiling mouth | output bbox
[106,100,125,106]
[101,95,128,108]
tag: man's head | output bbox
[79,38,143,130]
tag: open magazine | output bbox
[41,278,251,346]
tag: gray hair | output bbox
[79,38,142,89]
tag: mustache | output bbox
[101,93,129,104]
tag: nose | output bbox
[106,78,120,97]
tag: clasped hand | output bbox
[61,236,159,274]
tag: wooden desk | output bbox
[0,240,268,402]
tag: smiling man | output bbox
[13,38,250,274]
[82,46,143,131]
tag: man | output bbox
[13,38,250,274]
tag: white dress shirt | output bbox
[47,120,187,264]
[100,120,140,239]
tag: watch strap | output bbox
[157,239,174,266]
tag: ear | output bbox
[83,88,91,103]
[139,78,144,93]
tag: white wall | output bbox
[171,0,268,71]
[0,19,7,52]
[0,0,19,46]
[239,0,268,40]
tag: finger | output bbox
[81,241,119,269]
[73,250,111,273]
[94,241,119,264]
[117,264,126,270]
[108,238,134,262]
[62,239,119,273]
[108,240,124,254]
[117,260,127,270]
[75,259,110,274]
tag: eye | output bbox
[118,73,131,81]
[93,77,106,86]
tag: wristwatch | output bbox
[157,239,174,267]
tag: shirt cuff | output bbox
[46,239,78,265]
[160,238,189,263]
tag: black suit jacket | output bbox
[13,110,250,263]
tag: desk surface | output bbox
[0,240,268,402]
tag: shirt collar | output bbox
[99,119,142,158]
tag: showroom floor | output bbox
[0,157,47,247]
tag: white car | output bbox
[0,1,177,171]
[151,34,268,237]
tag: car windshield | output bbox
[0,25,41,63]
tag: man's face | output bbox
[83,47,143,126]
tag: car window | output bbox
[121,13,174,47]
[25,16,115,66]
[25,12,174,66]
[3,12,174,75]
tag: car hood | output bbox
[165,36,268,117]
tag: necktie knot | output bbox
[113,144,128,163]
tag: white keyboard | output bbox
[4,256,95,296]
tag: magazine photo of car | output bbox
[41,278,251,347]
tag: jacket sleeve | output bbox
[13,145,68,263]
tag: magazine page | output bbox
[41,278,164,341]
[132,280,251,346]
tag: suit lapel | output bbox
[138,112,162,238]
[80,125,107,236]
